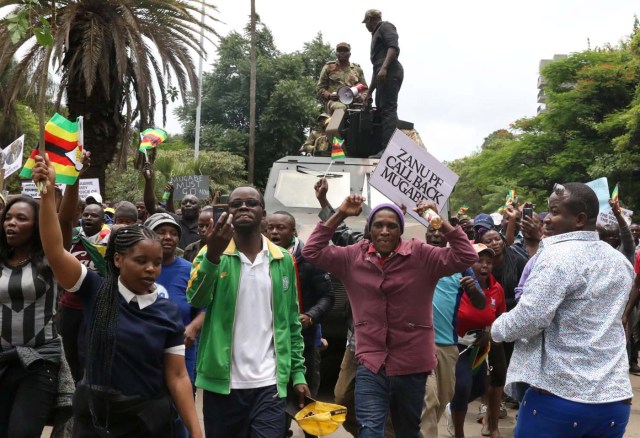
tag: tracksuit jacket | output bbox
[187,238,307,397]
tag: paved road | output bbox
[42,373,639,437]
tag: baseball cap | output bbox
[362,9,382,23]
[295,401,347,435]
[336,42,351,51]
[368,203,404,234]
[472,243,496,257]
[85,192,103,205]
[144,213,182,238]
[473,213,494,230]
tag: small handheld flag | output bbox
[331,137,346,160]
[505,189,517,206]
[458,204,469,215]
[139,128,168,154]
[19,113,82,186]
[611,183,619,203]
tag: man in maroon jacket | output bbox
[303,195,477,438]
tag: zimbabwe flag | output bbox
[139,128,168,152]
[19,113,82,185]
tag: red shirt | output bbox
[456,274,505,337]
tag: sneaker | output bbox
[499,401,508,419]
[444,403,454,437]
[476,403,487,422]
[630,363,640,375]
[503,394,520,409]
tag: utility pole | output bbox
[194,1,206,160]
[248,0,257,184]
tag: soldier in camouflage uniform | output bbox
[299,113,331,156]
[317,42,368,115]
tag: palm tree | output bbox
[0,0,217,190]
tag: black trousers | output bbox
[375,62,404,148]
[56,306,86,382]
[0,360,59,438]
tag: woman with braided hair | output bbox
[34,153,202,438]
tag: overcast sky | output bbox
[168,0,640,163]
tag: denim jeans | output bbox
[355,364,427,438]
[515,388,630,438]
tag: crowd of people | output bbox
[0,144,637,438]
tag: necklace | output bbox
[8,257,31,267]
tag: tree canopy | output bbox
[178,24,333,186]
[449,26,640,216]
[0,0,217,190]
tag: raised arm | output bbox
[33,154,83,290]
[142,162,159,216]
[302,194,365,276]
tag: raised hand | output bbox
[142,162,153,180]
[337,194,365,217]
[204,212,234,264]
[460,276,479,294]
[413,199,438,217]
[314,178,328,204]
[32,153,56,191]
[79,150,91,176]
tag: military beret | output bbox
[336,42,351,51]
[362,9,382,23]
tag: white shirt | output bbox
[230,237,277,389]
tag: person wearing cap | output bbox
[145,213,204,387]
[446,244,505,438]
[362,9,404,157]
[85,191,103,206]
[303,195,477,438]
[317,42,368,115]
[187,186,309,437]
[300,113,331,156]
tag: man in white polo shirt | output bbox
[188,186,309,437]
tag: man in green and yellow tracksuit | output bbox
[187,186,309,437]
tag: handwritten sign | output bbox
[597,208,633,227]
[2,135,24,178]
[172,175,210,201]
[21,178,99,200]
[369,130,459,227]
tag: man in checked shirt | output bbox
[492,182,633,438]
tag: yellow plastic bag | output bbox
[295,401,347,436]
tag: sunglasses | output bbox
[228,199,262,209]
[552,183,565,195]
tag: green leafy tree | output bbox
[179,22,333,186]
[0,0,218,191]
[106,149,246,202]
[450,24,640,214]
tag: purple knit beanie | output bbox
[368,203,405,234]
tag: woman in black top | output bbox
[0,196,61,438]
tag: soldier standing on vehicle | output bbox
[362,9,404,157]
[317,42,368,115]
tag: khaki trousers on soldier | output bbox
[420,344,459,438]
